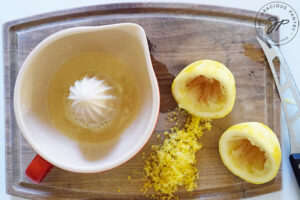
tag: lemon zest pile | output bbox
[143,111,211,199]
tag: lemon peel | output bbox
[172,60,235,119]
[219,122,281,184]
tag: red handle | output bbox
[25,154,53,183]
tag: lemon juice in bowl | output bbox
[47,52,140,143]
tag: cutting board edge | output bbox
[2,2,272,32]
[4,2,282,200]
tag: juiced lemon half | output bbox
[172,60,235,119]
[219,122,281,184]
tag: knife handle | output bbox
[289,154,300,187]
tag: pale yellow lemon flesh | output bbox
[172,60,235,119]
[219,122,281,184]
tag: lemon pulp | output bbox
[228,138,266,172]
[186,75,226,111]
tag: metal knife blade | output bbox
[257,37,300,187]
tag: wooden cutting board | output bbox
[4,3,281,199]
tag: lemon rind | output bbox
[219,122,281,184]
[172,60,235,119]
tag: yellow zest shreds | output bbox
[167,108,189,126]
[143,110,212,199]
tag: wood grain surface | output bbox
[4,3,281,199]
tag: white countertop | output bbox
[1,0,300,199]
